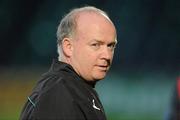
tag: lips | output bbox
[99,65,108,67]
[96,65,109,71]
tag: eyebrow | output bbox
[91,39,103,44]
[92,39,117,45]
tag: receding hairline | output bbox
[69,6,112,25]
[57,6,113,41]
[66,6,115,40]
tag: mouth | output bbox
[96,65,109,71]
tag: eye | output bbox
[92,43,99,47]
[108,43,116,50]
[91,43,100,50]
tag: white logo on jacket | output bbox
[92,99,100,111]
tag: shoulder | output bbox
[34,71,68,93]
[28,71,74,108]
[32,73,76,114]
[32,74,86,119]
[35,71,73,98]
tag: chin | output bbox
[94,75,106,80]
[92,71,108,81]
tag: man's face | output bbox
[70,12,117,81]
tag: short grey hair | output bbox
[56,6,111,60]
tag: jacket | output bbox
[20,59,107,120]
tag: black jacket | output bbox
[20,60,107,120]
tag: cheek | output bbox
[74,44,98,66]
[81,50,97,67]
[82,52,94,63]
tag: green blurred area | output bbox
[0,67,176,120]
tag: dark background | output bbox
[1,0,179,71]
[0,0,180,119]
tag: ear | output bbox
[62,38,73,57]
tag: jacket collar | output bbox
[49,59,96,88]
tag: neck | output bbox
[84,80,97,88]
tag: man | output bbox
[20,6,117,120]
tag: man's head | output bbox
[57,6,117,82]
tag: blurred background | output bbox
[0,0,180,119]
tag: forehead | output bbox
[76,11,113,26]
[74,12,116,41]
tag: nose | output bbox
[100,46,112,61]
